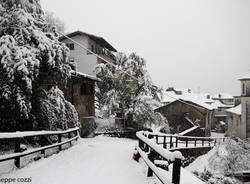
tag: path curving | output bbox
[2,137,149,184]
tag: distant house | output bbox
[226,104,242,138]
[160,87,236,132]
[59,30,117,76]
[155,99,213,137]
[226,73,250,139]
[41,71,100,137]
[212,93,234,106]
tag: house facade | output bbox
[155,99,213,137]
[41,71,100,137]
[59,31,117,76]
[226,73,250,139]
[226,104,242,137]
[211,93,234,130]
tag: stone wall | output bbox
[226,111,242,138]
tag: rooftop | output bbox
[212,93,234,99]
[238,73,250,81]
[59,30,117,52]
[226,104,241,116]
[70,71,101,82]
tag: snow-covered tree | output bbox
[44,11,65,33]
[0,0,75,131]
[95,52,166,129]
[32,87,79,130]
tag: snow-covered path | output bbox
[2,136,149,184]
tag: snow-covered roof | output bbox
[162,90,214,103]
[211,100,234,109]
[180,97,214,110]
[59,30,117,52]
[70,71,101,81]
[226,104,241,116]
[212,93,234,99]
[160,90,215,110]
[238,73,250,80]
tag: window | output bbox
[69,57,74,63]
[66,43,74,50]
[242,83,245,95]
[69,43,74,50]
[80,83,94,95]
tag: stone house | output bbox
[41,71,100,137]
[59,30,117,76]
[212,93,234,106]
[226,104,242,138]
[155,99,213,137]
[211,93,234,129]
[226,73,250,139]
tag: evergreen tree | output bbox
[0,0,75,131]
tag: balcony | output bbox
[88,46,116,64]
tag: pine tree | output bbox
[0,0,73,131]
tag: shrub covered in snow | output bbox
[194,170,240,184]
[32,87,79,130]
[0,0,73,131]
[188,137,250,184]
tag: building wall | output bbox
[61,35,97,76]
[241,80,250,97]
[40,76,96,137]
[155,101,211,136]
[226,112,242,138]
[241,97,250,138]
[63,78,95,118]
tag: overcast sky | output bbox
[40,0,250,95]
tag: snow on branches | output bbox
[95,52,166,129]
[0,0,73,130]
[33,87,79,130]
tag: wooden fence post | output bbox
[202,139,204,146]
[68,132,72,146]
[155,135,158,144]
[185,138,188,147]
[175,137,178,148]
[163,136,167,149]
[58,134,62,151]
[40,136,45,156]
[75,130,79,141]
[208,138,210,146]
[172,159,181,184]
[147,149,155,177]
[194,139,197,147]
[170,136,173,148]
[14,138,21,168]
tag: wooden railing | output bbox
[136,131,227,184]
[0,127,79,168]
[146,133,226,150]
[136,131,184,184]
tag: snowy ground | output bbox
[1,136,150,184]
[1,136,204,184]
